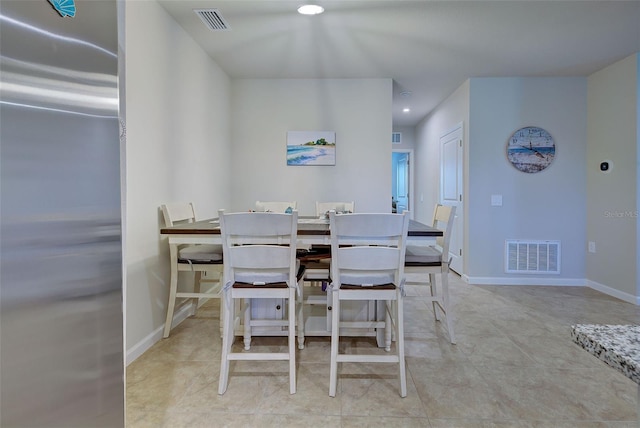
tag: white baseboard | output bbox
[125,304,192,366]
[462,275,638,305]
[465,276,586,286]
[587,279,640,305]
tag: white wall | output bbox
[125,0,231,360]
[414,81,470,227]
[467,77,587,284]
[230,79,392,215]
[586,53,638,303]
[414,64,640,301]
[417,78,587,283]
[392,126,416,150]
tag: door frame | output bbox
[439,123,464,275]
[392,148,414,219]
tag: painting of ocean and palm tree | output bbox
[287,131,336,166]
[507,126,555,173]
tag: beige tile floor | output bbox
[127,273,640,427]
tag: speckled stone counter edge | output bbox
[571,324,640,385]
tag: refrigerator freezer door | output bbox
[0,1,124,426]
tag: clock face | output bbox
[507,126,555,173]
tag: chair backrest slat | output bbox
[431,204,456,258]
[338,246,403,271]
[222,211,296,236]
[229,245,291,269]
[332,212,406,238]
[161,203,196,227]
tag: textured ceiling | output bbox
[158,1,640,127]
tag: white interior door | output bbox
[440,125,463,274]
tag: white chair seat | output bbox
[178,244,223,262]
[234,260,301,284]
[404,245,442,265]
[339,271,395,286]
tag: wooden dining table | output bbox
[160,215,443,346]
[160,216,443,245]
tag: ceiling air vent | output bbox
[194,9,230,31]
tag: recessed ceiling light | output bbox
[403,108,411,113]
[298,4,324,15]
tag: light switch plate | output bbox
[491,194,503,206]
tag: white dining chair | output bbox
[160,203,223,338]
[315,201,355,217]
[328,211,410,397]
[255,201,297,213]
[304,202,355,282]
[217,209,304,395]
[404,204,457,344]
[298,202,356,344]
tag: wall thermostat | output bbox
[600,160,612,173]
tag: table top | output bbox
[571,324,640,384]
[160,216,443,237]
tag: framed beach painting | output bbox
[287,131,336,166]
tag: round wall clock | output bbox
[506,126,555,173]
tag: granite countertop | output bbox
[571,324,640,384]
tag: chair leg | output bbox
[163,263,179,338]
[297,280,305,350]
[429,273,441,322]
[441,269,456,344]
[384,300,392,352]
[243,298,251,350]
[219,297,225,339]
[390,299,397,343]
[218,291,235,395]
[396,289,407,397]
[329,290,340,397]
[192,271,202,316]
[288,289,297,394]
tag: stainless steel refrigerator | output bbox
[0,1,124,426]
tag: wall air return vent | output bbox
[194,9,230,31]
[505,240,560,274]
[392,132,402,144]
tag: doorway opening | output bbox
[392,150,413,216]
